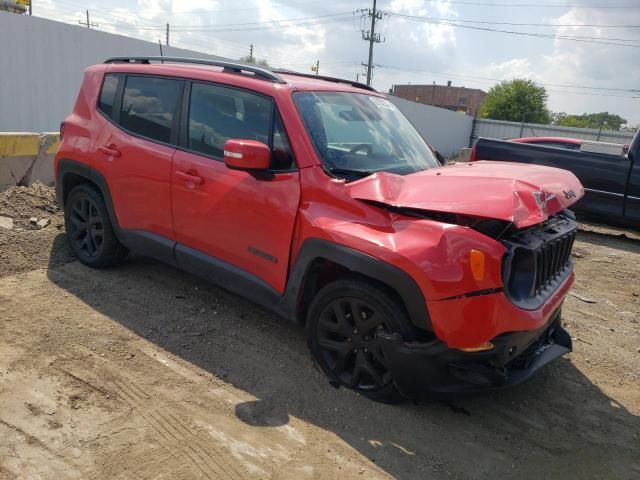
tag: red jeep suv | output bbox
[55,57,583,402]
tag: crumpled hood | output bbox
[346,160,584,228]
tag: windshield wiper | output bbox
[327,167,374,179]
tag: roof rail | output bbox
[104,56,286,83]
[272,69,377,92]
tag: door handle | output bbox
[98,145,121,157]
[175,170,204,185]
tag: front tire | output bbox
[306,278,415,403]
[64,183,128,268]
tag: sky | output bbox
[34,0,640,126]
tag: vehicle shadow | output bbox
[46,234,640,479]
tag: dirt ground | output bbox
[0,184,638,480]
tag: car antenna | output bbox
[158,40,164,63]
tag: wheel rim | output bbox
[316,297,392,391]
[68,195,104,259]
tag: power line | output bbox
[29,5,640,100]
[46,3,640,49]
[170,11,353,29]
[52,13,354,33]
[392,14,640,47]
[419,0,640,8]
[54,0,160,27]
[91,10,352,36]
[379,64,639,96]
[118,0,331,16]
[170,35,315,67]
[34,1,162,31]
[169,17,354,33]
[395,15,640,29]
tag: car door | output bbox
[171,81,300,293]
[570,152,631,219]
[93,74,183,240]
[624,140,640,226]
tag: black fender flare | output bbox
[56,158,121,236]
[279,238,432,332]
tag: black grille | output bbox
[501,214,578,310]
[533,231,575,295]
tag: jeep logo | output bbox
[563,190,577,200]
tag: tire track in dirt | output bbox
[0,466,17,480]
[0,419,63,460]
[110,378,252,480]
[50,361,251,479]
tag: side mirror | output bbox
[223,139,270,171]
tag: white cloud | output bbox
[389,0,456,49]
[254,0,327,57]
[478,58,542,82]
[538,7,640,124]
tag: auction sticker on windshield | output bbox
[369,96,395,110]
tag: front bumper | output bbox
[378,309,571,399]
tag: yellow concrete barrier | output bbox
[0,134,42,157]
[0,132,60,190]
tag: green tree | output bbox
[552,112,627,131]
[478,79,550,124]
[238,55,269,67]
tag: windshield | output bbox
[293,92,440,179]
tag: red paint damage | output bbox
[346,160,584,228]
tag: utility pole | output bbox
[166,23,170,46]
[361,62,376,83]
[311,60,319,76]
[249,44,254,62]
[28,0,32,15]
[79,10,98,29]
[361,0,383,86]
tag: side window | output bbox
[119,76,181,143]
[272,112,295,170]
[98,74,119,117]
[188,83,272,159]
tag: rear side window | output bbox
[120,76,181,144]
[98,74,119,117]
[188,82,272,159]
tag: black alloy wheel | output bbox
[316,297,391,390]
[307,278,415,403]
[68,194,105,259]
[64,183,128,268]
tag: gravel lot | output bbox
[0,184,638,479]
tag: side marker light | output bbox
[470,249,486,281]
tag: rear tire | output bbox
[306,278,415,404]
[64,183,128,268]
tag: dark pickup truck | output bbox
[471,129,640,228]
